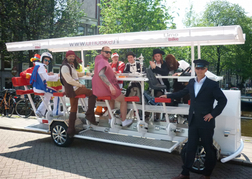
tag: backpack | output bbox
[125,82,142,104]
[143,91,162,106]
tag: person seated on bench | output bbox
[165,54,190,76]
[165,54,190,104]
[92,46,133,127]
[30,52,63,117]
[60,50,97,136]
[95,52,125,117]
[123,51,142,103]
[149,49,170,121]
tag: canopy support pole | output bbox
[81,50,85,67]
[198,45,201,59]
[191,43,195,77]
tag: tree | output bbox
[197,0,252,86]
[0,0,85,70]
[98,0,174,66]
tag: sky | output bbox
[171,0,252,28]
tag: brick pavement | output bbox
[0,115,252,179]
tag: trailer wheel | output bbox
[50,121,73,147]
[181,142,217,174]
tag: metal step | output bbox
[75,130,179,153]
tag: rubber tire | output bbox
[181,142,217,174]
[50,121,74,147]
[15,99,33,118]
[5,98,15,117]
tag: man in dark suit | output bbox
[160,59,227,179]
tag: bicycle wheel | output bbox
[5,98,15,117]
[0,98,4,116]
[35,99,42,109]
[15,99,33,118]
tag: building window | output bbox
[52,67,60,73]
[78,26,85,35]
[87,26,94,36]
[5,78,12,89]
[4,57,13,70]
[53,52,64,65]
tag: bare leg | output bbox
[109,99,115,119]
[115,93,127,121]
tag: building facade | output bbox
[0,0,101,90]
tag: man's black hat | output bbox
[152,49,165,56]
[126,51,136,58]
[193,59,209,68]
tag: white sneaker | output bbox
[122,119,133,127]
[36,111,44,118]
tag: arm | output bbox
[38,66,59,82]
[123,64,130,73]
[152,62,169,76]
[61,66,82,87]
[166,84,189,99]
[210,82,227,118]
[99,67,116,95]
[117,62,125,73]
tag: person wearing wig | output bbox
[60,50,97,137]
[165,54,190,75]
[30,52,63,118]
[149,49,170,121]
[165,54,190,104]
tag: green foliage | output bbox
[99,0,174,34]
[183,0,252,85]
[98,0,176,66]
[0,0,85,63]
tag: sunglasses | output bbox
[103,51,112,54]
[44,59,51,63]
[195,67,205,70]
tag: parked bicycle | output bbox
[0,89,18,117]
[15,94,42,118]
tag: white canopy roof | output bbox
[6,25,245,52]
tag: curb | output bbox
[0,126,49,134]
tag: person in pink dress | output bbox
[92,46,133,127]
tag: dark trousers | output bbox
[68,86,96,135]
[182,115,216,176]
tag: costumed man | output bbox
[20,54,41,83]
[30,52,63,118]
[149,49,169,121]
[92,46,133,127]
[95,52,125,116]
[160,59,227,179]
[110,52,125,89]
[60,50,97,137]
[123,51,142,103]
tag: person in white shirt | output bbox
[30,52,62,118]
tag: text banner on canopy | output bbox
[6,25,245,52]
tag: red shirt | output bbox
[110,61,125,84]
